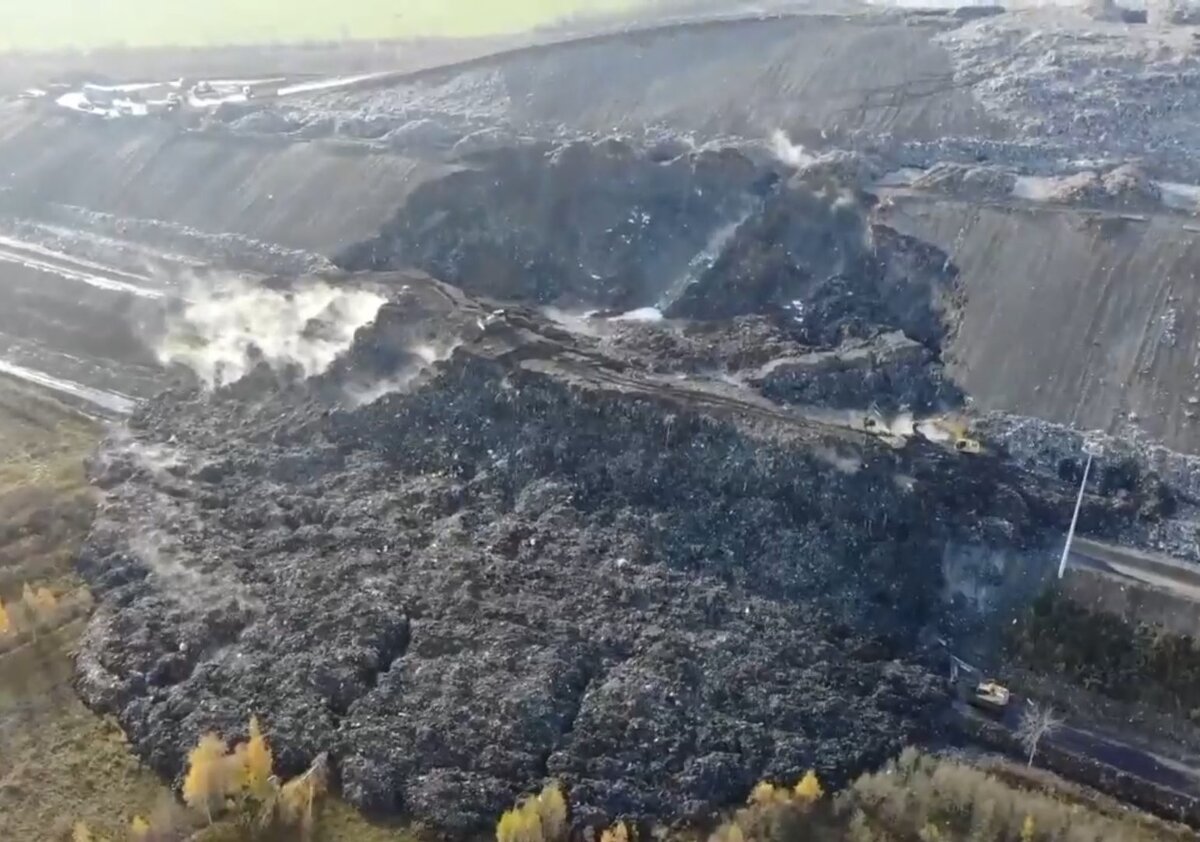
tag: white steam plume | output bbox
[770,130,816,169]
[157,277,385,387]
[345,338,463,407]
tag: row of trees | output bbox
[493,752,1178,842]
[1009,589,1200,715]
[495,772,828,842]
[71,730,1171,841]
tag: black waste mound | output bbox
[76,272,1145,831]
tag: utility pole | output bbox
[1057,450,1093,579]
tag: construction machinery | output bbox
[948,650,1011,716]
[954,436,982,454]
[969,680,1012,715]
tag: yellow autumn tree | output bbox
[1021,814,1036,842]
[129,815,150,840]
[0,600,11,636]
[243,715,274,798]
[227,742,249,792]
[709,822,746,842]
[535,782,568,842]
[19,582,58,627]
[20,587,55,614]
[793,770,824,802]
[748,781,790,807]
[496,782,571,842]
[497,800,543,842]
[72,821,93,842]
[182,733,231,821]
[599,821,633,842]
[32,586,57,614]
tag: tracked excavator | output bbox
[949,651,1012,716]
[969,680,1012,715]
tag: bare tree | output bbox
[1017,701,1063,767]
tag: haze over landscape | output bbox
[0,0,645,50]
[6,0,1200,840]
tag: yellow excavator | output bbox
[949,651,1011,716]
[970,680,1012,715]
[955,437,982,454]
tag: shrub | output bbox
[1021,815,1036,842]
[840,751,1173,842]
[23,581,58,615]
[0,581,63,642]
[488,753,1180,842]
[710,771,831,842]
[1009,587,1200,713]
[793,771,824,803]
[129,816,150,840]
[747,782,791,807]
[599,821,635,842]
[496,782,571,842]
[273,755,329,838]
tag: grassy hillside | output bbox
[0,379,165,840]
[0,378,422,841]
[1,0,645,52]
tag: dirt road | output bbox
[0,231,178,415]
[1067,537,1200,603]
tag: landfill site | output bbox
[7,0,1200,839]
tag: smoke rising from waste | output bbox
[770,129,816,169]
[156,277,385,387]
[344,339,464,406]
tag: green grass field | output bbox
[3,0,647,52]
